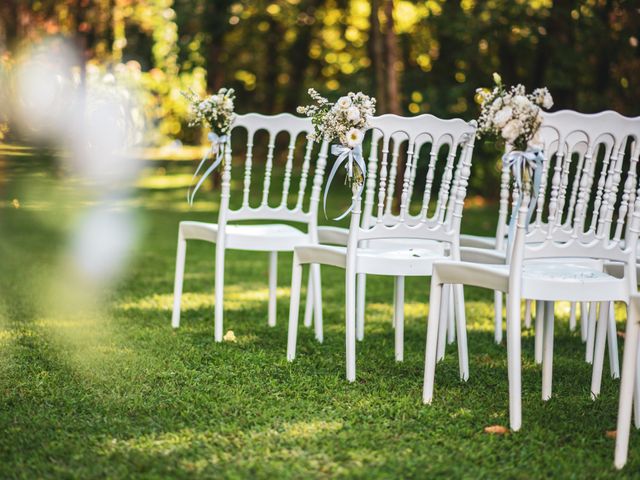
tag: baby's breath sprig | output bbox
[182,87,236,137]
[476,73,553,152]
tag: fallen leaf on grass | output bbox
[484,425,508,435]
[223,330,237,342]
[606,430,617,439]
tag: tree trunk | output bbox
[283,0,325,113]
[204,0,231,92]
[381,0,404,207]
[383,0,401,115]
[593,0,613,109]
[264,16,282,113]
[0,0,18,52]
[369,0,387,113]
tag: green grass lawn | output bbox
[0,148,636,478]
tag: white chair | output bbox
[615,293,640,469]
[287,113,478,381]
[423,113,640,431]
[463,111,640,387]
[614,293,640,468]
[316,129,463,352]
[461,111,614,344]
[171,113,329,341]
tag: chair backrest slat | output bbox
[513,110,640,263]
[496,111,640,251]
[220,113,327,224]
[352,114,476,242]
[294,140,315,211]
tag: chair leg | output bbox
[633,343,640,429]
[586,302,598,363]
[506,289,522,431]
[569,302,577,332]
[524,299,532,329]
[392,278,397,329]
[303,272,313,328]
[437,285,450,362]
[356,273,366,340]
[542,301,555,401]
[534,300,545,364]
[311,263,323,343]
[447,286,456,345]
[591,301,610,399]
[608,302,620,379]
[268,251,278,327]
[423,275,444,404]
[454,284,469,381]
[395,276,405,362]
[345,269,357,382]
[615,302,640,469]
[214,243,225,342]
[171,231,187,328]
[494,291,503,344]
[286,253,303,361]
[580,301,588,342]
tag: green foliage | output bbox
[0,0,638,192]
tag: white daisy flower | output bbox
[346,128,364,147]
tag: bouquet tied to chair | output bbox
[298,88,376,219]
[183,87,236,205]
[476,73,553,236]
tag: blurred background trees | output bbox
[0,0,639,194]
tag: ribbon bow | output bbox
[504,146,545,251]
[188,132,228,205]
[323,143,367,220]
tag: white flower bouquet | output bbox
[297,88,376,188]
[182,87,236,204]
[476,73,553,237]
[298,88,376,218]
[476,73,553,152]
[183,87,236,136]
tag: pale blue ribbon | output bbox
[323,143,367,220]
[505,146,545,252]
[188,133,228,205]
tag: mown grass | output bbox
[0,148,636,478]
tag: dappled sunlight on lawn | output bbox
[100,426,347,475]
[117,285,295,314]
[282,419,343,439]
[137,172,195,190]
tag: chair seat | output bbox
[179,221,310,251]
[523,262,610,281]
[317,226,444,253]
[295,244,448,276]
[433,259,626,302]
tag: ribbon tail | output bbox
[187,143,216,203]
[333,149,366,221]
[188,144,224,205]
[353,146,366,180]
[323,153,347,219]
[506,185,522,259]
[525,160,543,230]
[332,181,364,221]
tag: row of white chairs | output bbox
[170,110,640,469]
